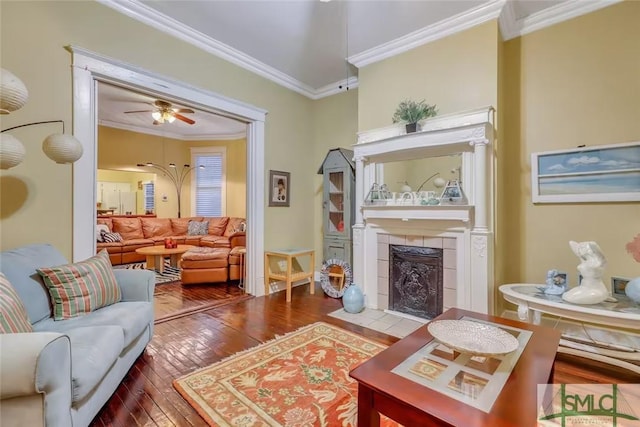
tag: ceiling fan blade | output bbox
[174,113,195,125]
[124,109,154,114]
[174,108,195,114]
[152,120,162,125]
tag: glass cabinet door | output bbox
[325,170,346,237]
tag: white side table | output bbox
[500,284,640,374]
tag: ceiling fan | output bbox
[124,100,195,125]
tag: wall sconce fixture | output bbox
[0,68,83,169]
[137,162,204,218]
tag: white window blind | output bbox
[193,152,224,217]
[143,182,155,213]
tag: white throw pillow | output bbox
[96,224,111,242]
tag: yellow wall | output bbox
[0,0,313,257]
[502,1,640,288]
[358,21,499,131]
[98,126,246,218]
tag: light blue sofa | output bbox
[0,244,155,427]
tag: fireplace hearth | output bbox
[389,245,443,320]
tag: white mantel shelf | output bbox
[362,205,474,223]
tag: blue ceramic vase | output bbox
[342,283,365,313]
[625,277,640,303]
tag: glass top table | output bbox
[349,308,561,427]
[500,284,640,374]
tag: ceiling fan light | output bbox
[151,111,161,121]
[42,133,83,164]
[167,114,176,123]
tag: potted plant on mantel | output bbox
[392,99,438,133]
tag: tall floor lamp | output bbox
[137,162,204,218]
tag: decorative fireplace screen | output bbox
[389,245,443,320]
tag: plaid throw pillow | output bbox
[37,250,122,320]
[187,220,209,236]
[0,273,33,333]
[101,231,122,243]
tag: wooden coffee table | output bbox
[135,245,194,273]
[349,308,561,427]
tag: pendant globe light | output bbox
[0,133,26,169]
[1,68,83,168]
[42,133,83,164]
[0,68,29,114]
[1,120,83,169]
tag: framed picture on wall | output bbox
[269,170,290,207]
[531,141,640,203]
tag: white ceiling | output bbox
[97,0,617,136]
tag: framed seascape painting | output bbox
[531,142,640,203]
[268,170,290,207]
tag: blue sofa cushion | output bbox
[0,244,68,324]
[33,301,153,349]
[65,326,124,403]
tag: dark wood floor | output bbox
[92,282,639,426]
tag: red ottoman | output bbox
[180,247,230,285]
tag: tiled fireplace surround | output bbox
[376,233,456,315]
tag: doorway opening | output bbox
[69,46,266,296]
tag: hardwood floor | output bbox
[92,282,639,426]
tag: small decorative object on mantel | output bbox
[439,179,467,205]
[562,240,612,305]
[625,277,640,304]
[364,183,390,205]
[539,269,567,295]
[392,99,437,134]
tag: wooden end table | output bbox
[349,308,561,427]
[135,245,194,273]
[264,248,315,302]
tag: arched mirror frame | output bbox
[320,258,353,298]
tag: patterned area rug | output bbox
[113,261,180,284]
[174,322,400,426]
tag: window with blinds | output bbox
[192,148,226,217]
[143,182,155,214]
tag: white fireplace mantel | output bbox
[352,107,495,315]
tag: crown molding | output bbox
[348,0,506,68]
[498,0,519,40]
[311,76,359,100]
[96,0,318,99]
[501,0,623,41]
[98,120,246,141]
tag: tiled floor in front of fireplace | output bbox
[328,307,426,338]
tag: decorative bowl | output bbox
[427,320,519,356]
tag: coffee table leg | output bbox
[169,253,180,268]
[155,255,164,274]
[358,384,380,427]
[146,255,155,271]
